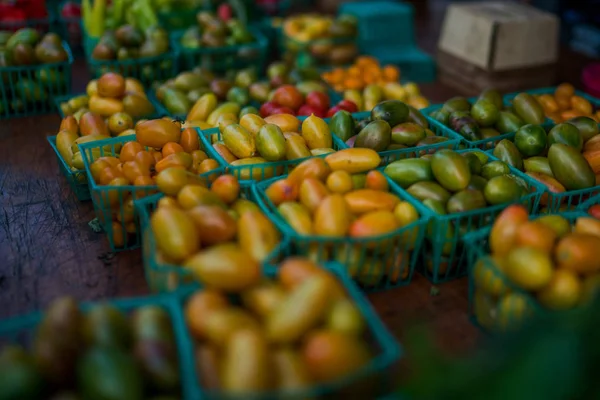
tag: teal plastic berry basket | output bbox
[578,192,600,213]
[463,212,588,333]
[334,111,462,165]
[172,27,268,73]
[387,149,546,284]
[134,170,281,293]
[254,172,428,291]
[177,263,401,399]
[47,135,90,201]
[0,293,194,400]
[199,126,347,184]
[0,15,55,32]
[0,40,73,119]
[83,32,178,88]
[79,136,159,252]
[54,91,163,119]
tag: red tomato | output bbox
[298,104,326,118]
[259,101,279,118]
[306,91,330,111]
[217,3,232,21]
[272,85,304,111]
[589,205,600,219]
[337,100,358,113]
[61,2,81,17]
[271,106,296,116]
[326,106,344,118]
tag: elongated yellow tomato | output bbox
[222,329,270,392]
[299,178,329,213]
[202,308,260,346]
[187,93,218,122]
[278,202,313,235]
[239,113,266,137]
[344,189,400,214]
[155,152,193,173]
[156,168,195,196]
[267,275,332,343]
[56,129,79,167]
[264,113,300,133]
[184,243,261,291]
[272,348,311,390]
[238,211,281,262]
[490,205,530,256]
[301,114,332,149]
[151,206,200,262]
[325,148,381,173]
[241,281,286,319]
[177,185,226,210]
[287,157,331,185]
[136,119,182,149]
[349,210,400,238]
[314,194,351,237]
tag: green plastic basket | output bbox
[464,211,588,333]
[134,170,284,293]
[54,91,164,119]
[0,40,73,119]
[334,111,462,164]
[79,135,159,251]
[254,172,428,291]
[177,263,401,399]
[578,192,600,213]
[0,293,194,400]
[83,31,178,87]
[172,27,268,72]
[47,135,90,201]
[199,126,347,184]
[388,149,546,284]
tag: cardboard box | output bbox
[436,49,557,96]
[438,1,560,72]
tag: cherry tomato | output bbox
[271,106,296,116]
[297,104,326,118]
[259,101,279,118]
[272,85,304,111]
[589,205,600,219]
[337,100,358,113]
[306,91,330,111]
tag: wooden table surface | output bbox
[0,0,594,356]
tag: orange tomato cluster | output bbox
[262,153,420,288]
[321,56,400,92]
[536,83,600,123]
[185,257,373,393]
[473,205,600,332]
[88,119,220,247]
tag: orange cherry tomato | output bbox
[123,160,151,183]
[197,158,219,175]
[120,141,144,163]
[162,142,185,158]
[135,150,155,170]
[180,127,201,153]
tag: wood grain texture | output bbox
[0,1,593,355]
